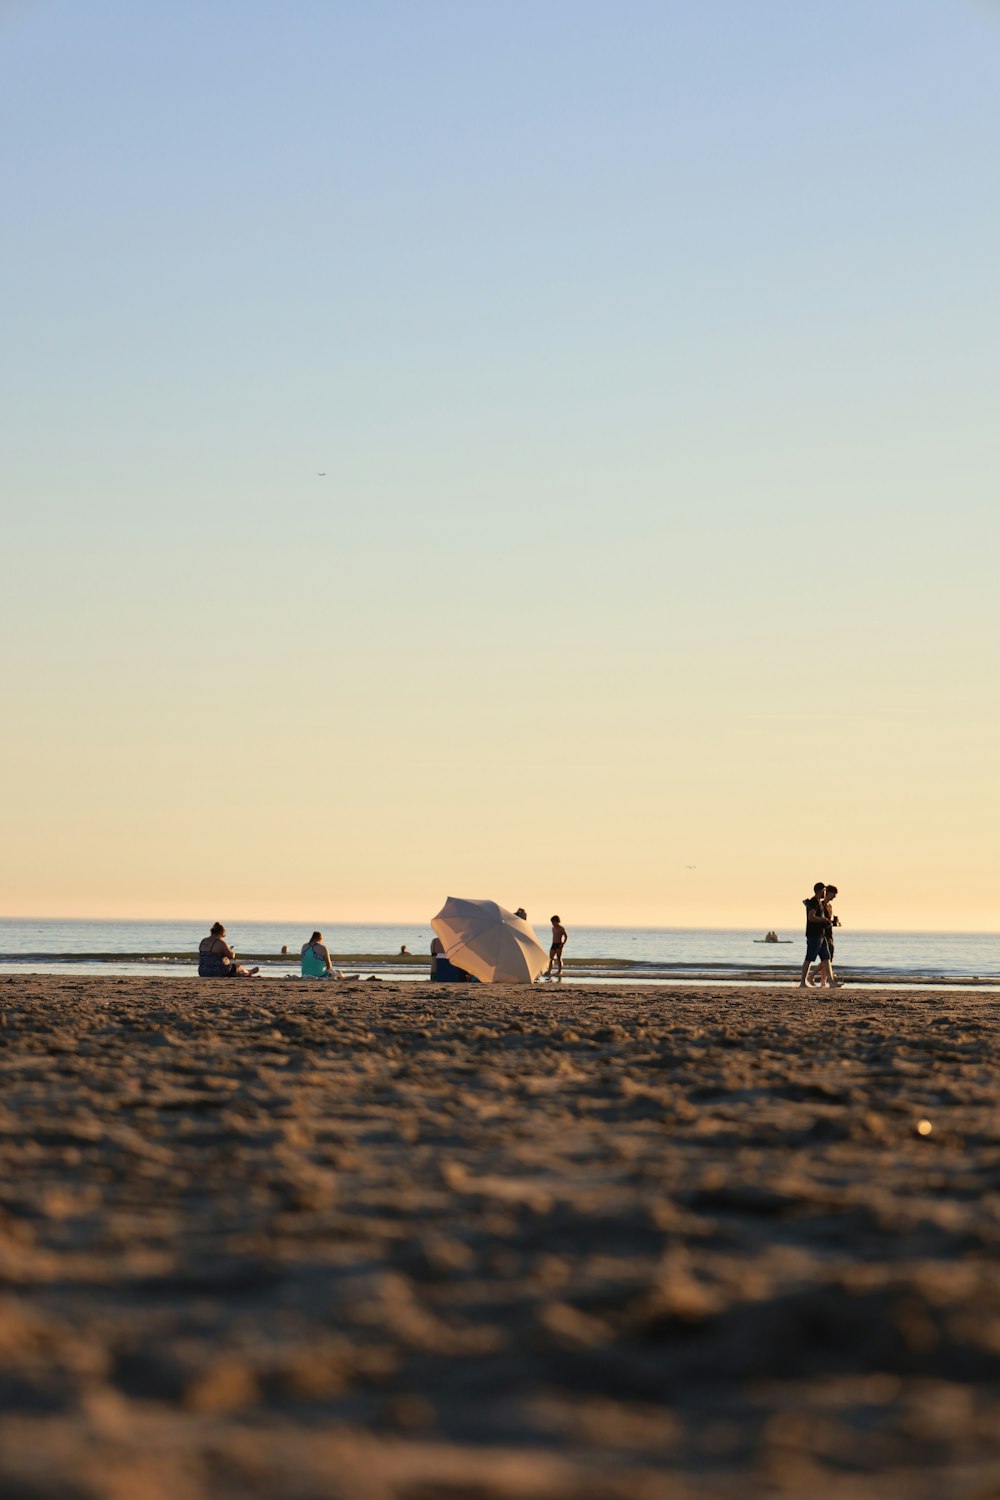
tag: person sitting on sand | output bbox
[799,885,833,989]
[301,931,342,979]
[545,915,568,979]
[429,935,476,983]
[198,923,259,978]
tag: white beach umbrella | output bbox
[431,897,548,984]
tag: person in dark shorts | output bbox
[817,885,842,985]
[798,884,832,988]
[198,923,259,978]
[545,916,568,979]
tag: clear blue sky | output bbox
[2,2,999,927]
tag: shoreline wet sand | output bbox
[2,976,999,1499]
[2,959,997,990]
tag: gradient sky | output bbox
[2,1,998,930]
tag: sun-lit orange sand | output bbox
[1,975,999,1499]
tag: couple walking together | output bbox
[799,882,841,988]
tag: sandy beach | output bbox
[1,975,999,1499]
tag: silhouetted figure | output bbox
[799,885,833,988]
[545,915,568,979]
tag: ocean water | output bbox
[0,919,997,984]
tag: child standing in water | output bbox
[546,915,568,979]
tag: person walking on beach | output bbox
[814,885,842,986]
[545,916,568,979]
[799,885,833,988]
[198,923,259,978]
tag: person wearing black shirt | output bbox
[814,885,843,985]
[799,882,833,988]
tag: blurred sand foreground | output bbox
[1,976,999,1500]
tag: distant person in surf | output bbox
[799,885,833,988]
[198,923,259,978]
[545,915,568,979]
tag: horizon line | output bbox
[1,915,998,939]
